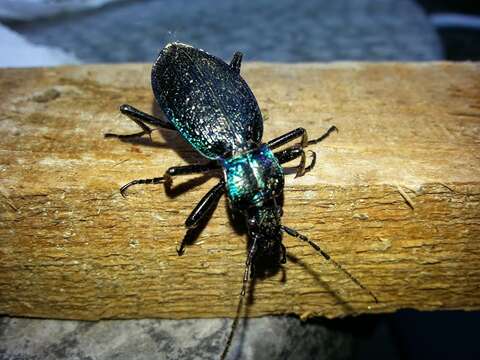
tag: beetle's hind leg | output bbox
[267,125,338,150]
[177,181,225,255]
[306,125,338,146]
[105,104,176,140]
[229,51,243,74]
[119,161,220,197]
[275,146,317,178]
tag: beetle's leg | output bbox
[165,161,219,180]
[268,127,307,150]
[280,243,287,264]
[119,104,176,130]
[177,181,225,255]
[230,51,243,74]
[105,104,176,140]
[306,125,338,146]
[267,125,338,150]
[275,146,317,177]
[120,161,219,197]
[281,225,378,303]
[119,177,165,198]
[184,181,224,229]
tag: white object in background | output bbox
[0,23,79,67]
[0,0,123,21]
[430,13,480,29]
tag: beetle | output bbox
[106,42,377,358]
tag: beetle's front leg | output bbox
[105,104,177,140]
[119,161,220,197]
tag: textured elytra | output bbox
[151,43,263,159]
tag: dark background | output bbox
[358,1,480,359]
[358,2,480,359]
[4,0,480,63]
[417,0,480,60]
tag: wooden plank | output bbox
[0,62,479,320]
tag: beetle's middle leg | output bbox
[105,104,177,140]
[177,181,225,255]
[119,161,220,197]
[275,146,316,178]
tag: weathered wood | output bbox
[0,62,479,320]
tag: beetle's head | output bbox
[245,197,286,273]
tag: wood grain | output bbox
[0,62,479,320]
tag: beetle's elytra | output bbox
[105,42,376,359]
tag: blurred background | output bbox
[0,0,479,67]
[1,0,479,359]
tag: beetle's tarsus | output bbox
[294,148,317,178]
[304,150,317,173]
[307,125,338,146]
[294,149,307,178]
[176,245,185,256]
[119,177,166,197]
[119,180,138,197]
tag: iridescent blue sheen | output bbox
[222,145,284,209]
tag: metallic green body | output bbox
[222,145,284,210]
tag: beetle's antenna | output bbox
[242,236,258,295]
[220,236,258,359]
[220,294,244,360]
[281,225,378,303]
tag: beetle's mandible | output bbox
[105,42,377,358]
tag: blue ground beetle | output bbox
[106,42,376,358]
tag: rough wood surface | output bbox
[0,62,479,320]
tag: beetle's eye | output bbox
[248,218,256,227]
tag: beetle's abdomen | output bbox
[222,145,284,209]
